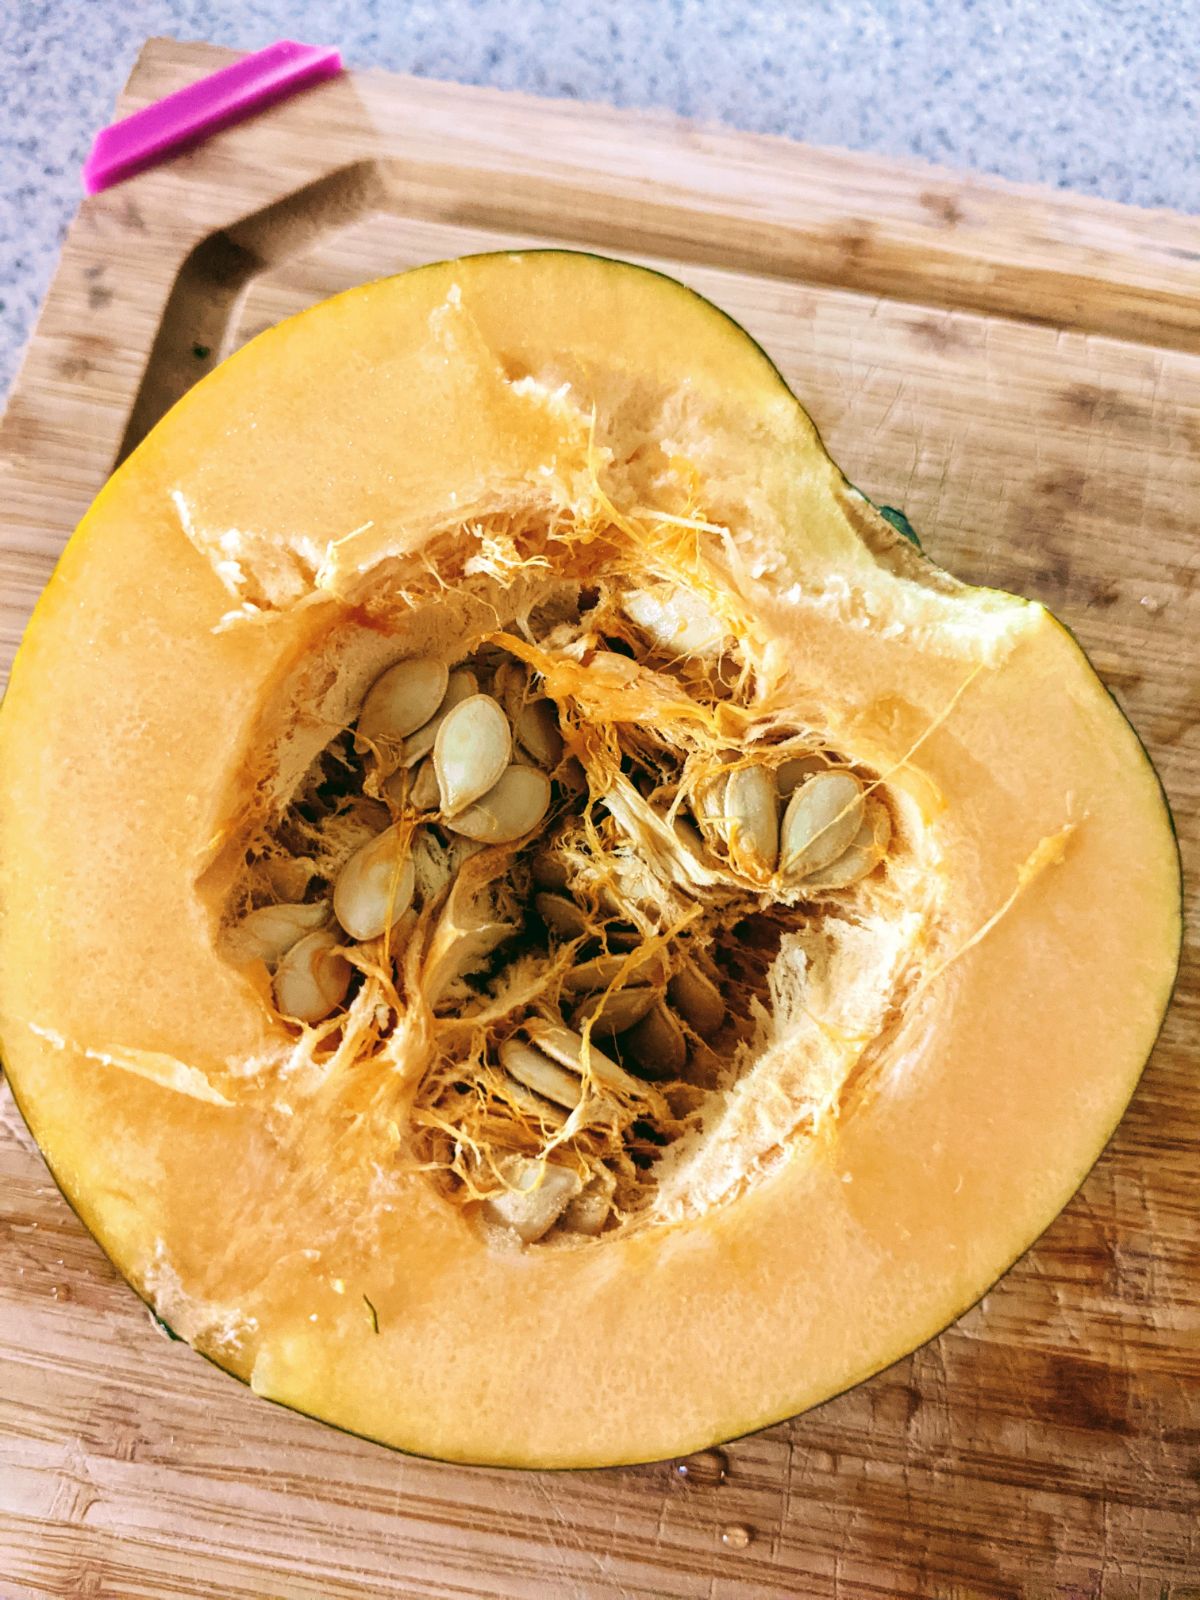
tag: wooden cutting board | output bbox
[2,38,1198,1600]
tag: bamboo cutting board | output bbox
[1,38,1198,1600]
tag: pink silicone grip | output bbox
[83,41,343,194]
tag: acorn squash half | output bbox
[0,252,1180,1467]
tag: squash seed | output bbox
[691,770,728,840]
[496,1072,569,1130]
[562,950,669,994]
[482,1156,582,1243]
[238,900,330,964]
[264,854,317,901]
[724,763,779,876]
[672,813,713,866]
[531,850,570,892]
[400,668,479,767]
[448,835,486,871]
[385,906,420,959]
[523,1019,640,1098]
[491,658,526,711]
[558,755,587,794]
[803,800,892,890]
[623,584,730,656]
[434,693,512,816]
[356,658,448,754]
[668,960,726,1034]
[445,764,551,844]
[407,758,441,811]
[500,1036,586,1109]
[495,661,564,769]
[272,930,351,1024]
[625,999,688,1079]
[779,770,865,880]
[514,697,564,769]
[562,1172,616,1236]
[536,892,589,939]
[775,752,828,796]
[333,825,417,941]
[437,915,514,998]
[570,984,659,1036]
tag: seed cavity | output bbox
[410,829,455,903]
[229,591,900,1247]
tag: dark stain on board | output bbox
[120,196,147,233]
[1055,383,1155,436]
[834,222,875,263]
[1036,468,1086,508]
[1038,1352,1134,1436]
[1150,708,1200,749]
[918,189,966,227]
[905,315,969,353]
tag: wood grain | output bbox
[1,38,1197,1600]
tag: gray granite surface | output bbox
[2,1,1198,395]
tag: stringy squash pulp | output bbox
[0,253,1180,1467]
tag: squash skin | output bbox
[0,251,1181,1467]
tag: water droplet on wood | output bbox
[674,1447,728,1486]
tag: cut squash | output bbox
[0,252,1180,1467]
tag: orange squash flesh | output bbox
[0,252,1179,1467]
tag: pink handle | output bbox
[82,41,343,194]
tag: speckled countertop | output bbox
[2,0,1198,393]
